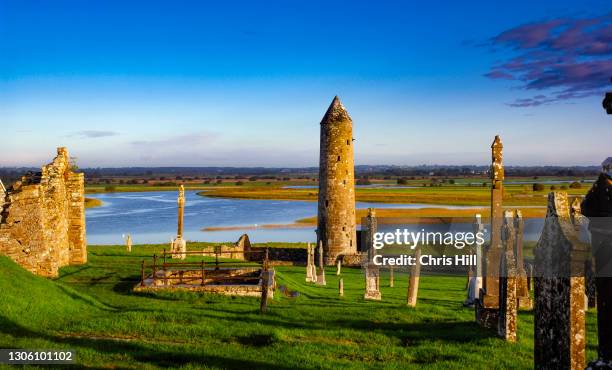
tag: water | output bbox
[85,191,488,245]
[284,185,419,189]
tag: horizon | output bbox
[2,1,611,167]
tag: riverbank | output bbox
[84,197,103,208]
[203,206,547,231]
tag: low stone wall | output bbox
[0,148,86,277]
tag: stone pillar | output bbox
[514,210,532,309]
[407,248,421,307]
[316,241,326,286]
[364,263,381,300]
[498,210,517,342]
[172,185,187,259]
[364,208,377,261]
[389,266,394,288]
[339,278,344,297]
[534,192,587,370]
[177,184,185,239]
[336,259,342,275]
[317,96,357,264]
[477,135,504,328]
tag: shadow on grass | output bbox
[0,315,293,369]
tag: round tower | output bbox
[317,96,357,264]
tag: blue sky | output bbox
[1,0,610,167]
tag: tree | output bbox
[533,183,545,191]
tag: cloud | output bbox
[484,13,612,107]
[129,132,219,147]
[73,130,119,138]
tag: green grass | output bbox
[0,245,600,369]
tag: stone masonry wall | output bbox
[0,147,87,277]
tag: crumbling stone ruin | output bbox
[0,147,86,277]
[317,96,357,264]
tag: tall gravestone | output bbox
[514,210,533,309]
[407,247,421,307]
[306,243,316,283]
[582,158,612,369]
[363,208,381,300]
[476,135,504,328]
[534,192,587,370]
[465,214,483,306]
[171,185,187,259]
[498,211,517,342]
[316,241,327,286]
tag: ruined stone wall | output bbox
[317,96,357,264]
[0,147,87,277]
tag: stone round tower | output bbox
[317,96,357,264]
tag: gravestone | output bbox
[336,259,342,275]
[171,185,187,259]
[582,159,612,368]
[316,241,326,286]
[125,234,132,253]
[465,214,483,306]
[534,192,587,370]
[498,211,517,342]
[389,266,394,288]
[477,135,504,328]
[339,278,344,297]
[306,243,316,283]
[407,248,421,307]
[364,263,381,300]
[514,210,533,309]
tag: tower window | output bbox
[325,200,329,207]
[346,139,350,145]
[337,156,341,161]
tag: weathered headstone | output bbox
[316,241,326,286]
[582,159,612,368]
[389,266,394,288]
[465,214,483,306]
[336,259,342,275]
[339,278,344,297]
[364,262,381,300]
[171,185,187,259]
[407,248,421,307]
[498,210,517,342]
[306,243,316,283]
[477,135,504,328]
[514,210,533,309]
[534,192,587,370]
[125,234,132,252]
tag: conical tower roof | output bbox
[320,96,352,125]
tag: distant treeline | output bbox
[0,165,601,186]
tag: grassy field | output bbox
[0,244,599,369]
[195,178,590,207]
[85,177,592,208]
